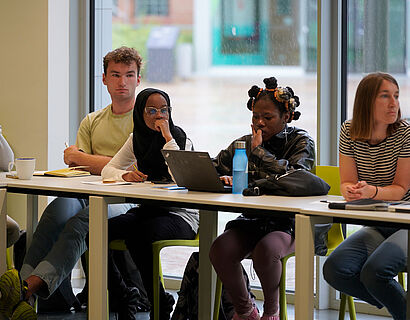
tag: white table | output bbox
[1,174,325,320]
[5,175,409,320]
[297,200,410,320]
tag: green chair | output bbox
[109,232,199,320]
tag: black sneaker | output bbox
[117,287,149,320]
[150,292,175,320]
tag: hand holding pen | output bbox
[122,164,148,182]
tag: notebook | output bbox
[161,149,232,193]
[34,166,91,177]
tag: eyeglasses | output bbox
[144,106,171,116]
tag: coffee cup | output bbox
[8,157,36,180]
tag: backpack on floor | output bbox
[77,249,150,312]
[171,252,255,320]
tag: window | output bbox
[136,0,169,16]
[104,0,317,299]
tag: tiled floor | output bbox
[36,288,391,320]
[33,279,392,320]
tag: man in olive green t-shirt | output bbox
[0,47,142,319]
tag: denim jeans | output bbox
[323,226,407,320]
[20,197,134,298]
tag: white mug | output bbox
[8,157,36,180]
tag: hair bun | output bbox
[248,85,261,98]
[292,111,301,121]
[263,77,278,89]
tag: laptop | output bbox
[161,149,232,193]
[388,202,410,213]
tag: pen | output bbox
[133,164,138,172]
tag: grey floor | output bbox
[34,280,391,320]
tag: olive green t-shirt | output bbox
[75,105,133,157]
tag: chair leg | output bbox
[347,295,356,320]
[279,260,287,320]
[152,246,162,320]
[6,247,13,270]
[213,278,223,320]
[338,293,347,320]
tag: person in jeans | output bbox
[101,88,199,320]
[209,77,315,320]
[323,72,410,320]
[0,46,142,320]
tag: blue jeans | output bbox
[20,197,134,298]
[323,226,407,320]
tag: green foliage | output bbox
[112,24,152,75]
[178,29,193,44]
[112,24,193,75]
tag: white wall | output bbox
[0,0,71,225]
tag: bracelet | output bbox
[371,186,378,199]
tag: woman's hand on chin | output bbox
[122,171,148,182]
[155,119,173,142]
[251,125,263,150]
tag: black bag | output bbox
[172,252,255,320]
[243,169,330,197]
[77,249,150,312]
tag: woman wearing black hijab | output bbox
[102,88,199,320]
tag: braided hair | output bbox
[246,77,301,122]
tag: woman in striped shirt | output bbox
[323,72,410,320]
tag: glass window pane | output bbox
[110,0,318,294]
[347,0,409,119]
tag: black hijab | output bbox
[132,88,187,181]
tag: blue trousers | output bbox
[323,226,407,320]
[21,197,134,298]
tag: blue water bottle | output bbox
[232,141,248,194]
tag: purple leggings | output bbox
[209,229,295,316]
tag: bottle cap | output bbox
[234,141,246,149]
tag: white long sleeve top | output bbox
[101,133,199,233]
[102,134,193,181]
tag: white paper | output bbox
[81,181,132,186]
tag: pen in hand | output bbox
[132,164,147,182]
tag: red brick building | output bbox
[113,0,193,26]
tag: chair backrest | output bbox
[315,165,344,255]
[315,165,341,196]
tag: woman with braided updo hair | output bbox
[209,77,315,320]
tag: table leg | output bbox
[295,214,332,320]
[89,196,108,320]
[25,194,38,248]
[0,189,6,274]
[407,230,410,320]
[198,209,218,320]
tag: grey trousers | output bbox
[20,197,134,298]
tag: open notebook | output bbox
[34,166,91,177]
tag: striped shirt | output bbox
[339,120,410,201]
